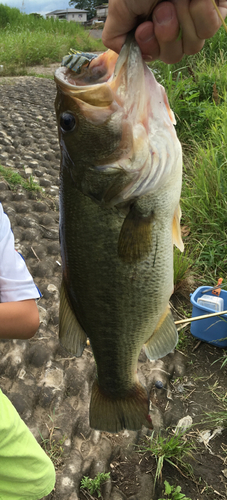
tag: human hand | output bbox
[102,0,227,64]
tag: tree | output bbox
[69,0,108,20]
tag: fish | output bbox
[54,34,184,433]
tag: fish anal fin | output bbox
[90,379,152,432]
[118,207,154,263]
[145,306,178,361]
[173,204,184,252]
[59,281,87,357]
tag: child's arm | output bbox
[0,299,40,339]
[0,203,41,339]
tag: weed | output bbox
[147,27,227,280]
[39,413,65,468]
[204,410,227,428]
[173,248,191,292]
[158,480,192,500]
[176,328,191,351]
[0,5,104,75]
[80,472,110,499]
[209,380,227,406]
[138,430,194,490]
[0,165,41,192]
[212,352,227,369]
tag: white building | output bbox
[46,8,88,23]
[96,4,108,19]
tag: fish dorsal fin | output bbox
[144,306,178,361]
[118,204,154,263]
[172,204,184,252]
[59,280,87,356]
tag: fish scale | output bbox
[55,34,183,432]
[60,163,176,396]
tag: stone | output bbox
[24,167,33,175]
[32,201,48,212]
[28,343,51,367]
[40,214,55,226]
[110,487,127,500]
[37,305,49,326]
[22,227,40,241]
[46,242,60,255]
[0,181,8,190]
[38,386,57,408]
[32,262,53,278]
[47,284,58,293]
[39,178,51,187]
[15,201,31,213]
[9,393,32,417]
[89,438,112,477]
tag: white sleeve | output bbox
[0,203,41,303]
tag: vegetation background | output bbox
[0,4,105,72]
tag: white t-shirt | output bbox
[0,202,41,303]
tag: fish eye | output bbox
[60,112,76,132]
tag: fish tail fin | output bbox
[89,379,152,432]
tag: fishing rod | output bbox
[175,309,227,326]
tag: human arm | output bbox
[0,203,41,339]
[0,299,40,339]
[102,0,227,63]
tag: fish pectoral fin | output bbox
[90,379,152,433]
[59,281,87,357]
[145,306,178,361]
[172,204,184,252]
[118,206,154,263]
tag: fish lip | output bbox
[54,66,87,90]
[54,38,142,95]
[55,66,70,85]
[54,66,112,95]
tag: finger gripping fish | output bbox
[54,35,184,433]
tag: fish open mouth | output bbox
[55,49,119,89]
[55,38,182,205]
[54,35,148,109]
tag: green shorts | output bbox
[0,389,56,500]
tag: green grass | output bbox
[39,413,65,468]
[0,165,42,192]
[150,23,227,281]
[138,430,194,490]
[181,121,227,278]
[176,328,191,351]
[173,248,191,291]
[0,4,104,75]
[204,410,227,428]
[158,480,192,500]
[80,472,110,498]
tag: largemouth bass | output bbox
[54,35,184,433]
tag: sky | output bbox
[2,0,73,16]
